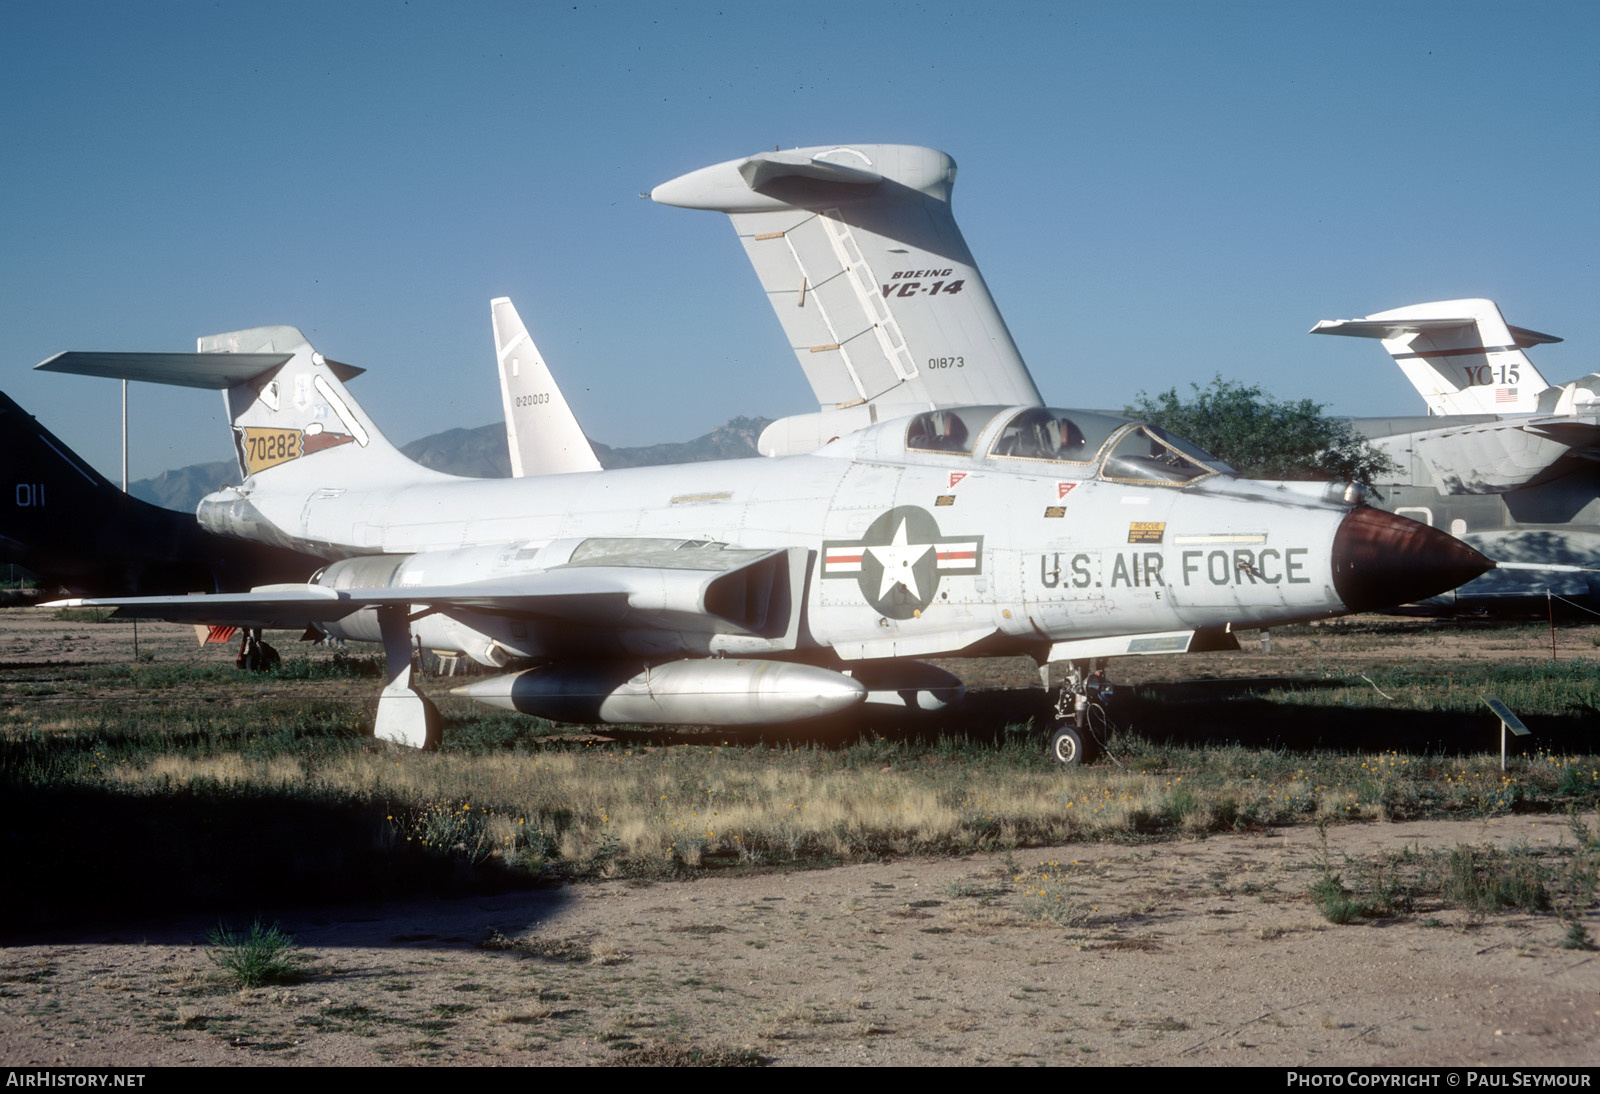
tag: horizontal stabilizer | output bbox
[738,150,883,194]
[1312,316,1562,349]
[37,336,365,388]
[36,351,294,389]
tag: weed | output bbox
[207,920,304,989]
[480,929,592,963]
[1561,922,1595,951]
[268,653,383,680]
[1308,823,1413,922]
[944,877,998,900]
[1557,764,1598,800]
[1014,863,1089,927]
[617,1042,764,1066]
[1310,823,1362,924]
[1309,874,1366,925]
[1442,846,1551,914]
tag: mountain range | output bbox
[129,417,775,513]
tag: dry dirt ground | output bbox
[1,608,1597,1067]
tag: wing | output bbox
[1396,414,1600,495]
[51,542,806,648]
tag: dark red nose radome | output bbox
[1332,507,1495,613]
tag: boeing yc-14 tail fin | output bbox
[652,144,1043,455]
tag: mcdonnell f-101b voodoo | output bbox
[39,145,1492,761]
[1313,298,1600,611]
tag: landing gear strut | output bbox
[1043,659,1113,766]
[374,606,441,750]
[236,628,280,672]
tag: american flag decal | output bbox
[1494,387,1518,403]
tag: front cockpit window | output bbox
[905,406,1004,454]
[1098,424,1224,485]
[987,407,1127,464]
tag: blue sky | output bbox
[3,0,1596,480]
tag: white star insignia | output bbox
[865,518,934,601]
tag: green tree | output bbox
[1126,376,1394,484]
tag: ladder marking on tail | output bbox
[822,213,918,384]
[497,330,531,360]
[313,376,370,447]
[781,229,868,397]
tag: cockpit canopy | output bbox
[902,405,1230,485]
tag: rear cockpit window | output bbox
[905,406,1004,454]
[988,408,1127,464]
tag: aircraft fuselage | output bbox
[194,408,1482,668]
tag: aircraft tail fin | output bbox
[653,144,1042,454]
[38,325,447,489]
[491,298,602,476]
[1311,299,1558,415]
[0,388,131,593]
[0,390,314,595]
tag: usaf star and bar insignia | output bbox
[822,505,984,620]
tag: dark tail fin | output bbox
[0,391,316,596]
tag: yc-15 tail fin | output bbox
[1312,299,1559,416]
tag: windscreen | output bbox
[1098,425,1224,485]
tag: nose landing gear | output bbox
[1044,660,1114,766]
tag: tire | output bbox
[1049,724,1089,766]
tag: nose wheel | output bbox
[1049,723,1089,765]
[1044,660,1113,766]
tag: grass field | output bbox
[1,614,1596,933]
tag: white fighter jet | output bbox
[38,147,1492,760]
